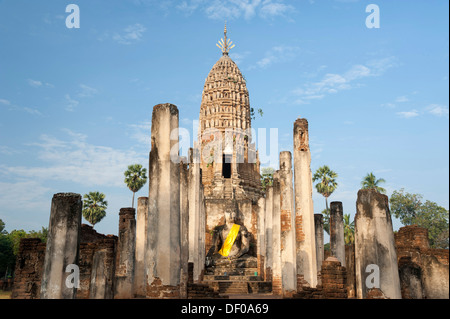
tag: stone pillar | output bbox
[256,196,266,279]
[40,193,82,299]
[90,239,116,299]
[314,214,324,275]
[293,118,317,288]
[180,158,189,298]
[188,146,203,282]
[271,172,282,295]
[330,202,346,267]
[278,151,297,296]
[146,103,182,298]
[345,243,356,299]
[355,189,401,299]
[115,208,136,299]
[199,185,206,281]
[264,186,274,282]
[134,196,148,297]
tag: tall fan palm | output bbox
[82,191,107,228]
[124,164,148,208]
[343,214,355,245]
[361,172,386,194]
[313,165,338,215]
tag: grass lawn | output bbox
[0,290,11,299]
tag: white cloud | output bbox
[23,107,42,116]
[230,51,251,65]
[0,180,51,211]
[397,110,419,119]
[28,79,42,87]
[176,0,204,15]
[65,94,79,112]
[128,121,152,146]
[293,56,397,104]
[0,99,11,105]
[260,1,294,18]
[426,104,449,117]
[381,102,396,108]
[204,1,242,20]
[252,45,300,69]
[176,0,294,20]
[395,96,409,103]
[78,84,98,98]
[113,24,147,45]
[0,145,20,155]
[0,130,147,188]
[27,79,54,88]
[0,98,42,116]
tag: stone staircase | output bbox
[203,268,272,295]
[187,283,228,299]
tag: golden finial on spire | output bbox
[216,22,235,55]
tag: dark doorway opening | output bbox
[222,154,232,178]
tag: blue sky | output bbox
[0,0,448,239]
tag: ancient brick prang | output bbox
[395,225,449,299]
[10,238,46,299]
[291,257,347,299]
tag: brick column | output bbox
[271,172,282,295]
[115,208,136,299]
[321,256,347,299]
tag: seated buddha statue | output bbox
[207,206,250,265]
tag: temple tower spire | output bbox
[216,22,235,55]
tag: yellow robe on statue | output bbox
[218,224,240,257]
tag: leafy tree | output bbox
[0,235,14,278]
[321,209,354,245]
[124,164,148,208]
[343,214,355,245]
[250,107,263,121]
[389,189,423,225]
[0,219,6,234]
[27,227,48,243]
[321,208,330,235]
[0,219,49,278]
[82,191,108,228]
[390,189,449,249]
[261,167,275,192]
[361,172,386,194]
[0,219,14,278]
[312,165,338,215]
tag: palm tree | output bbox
[313,165,338,215]
[361,172,386,193]
[343,214,355,245]
[124,164,148,208]
[82,191,107,228]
